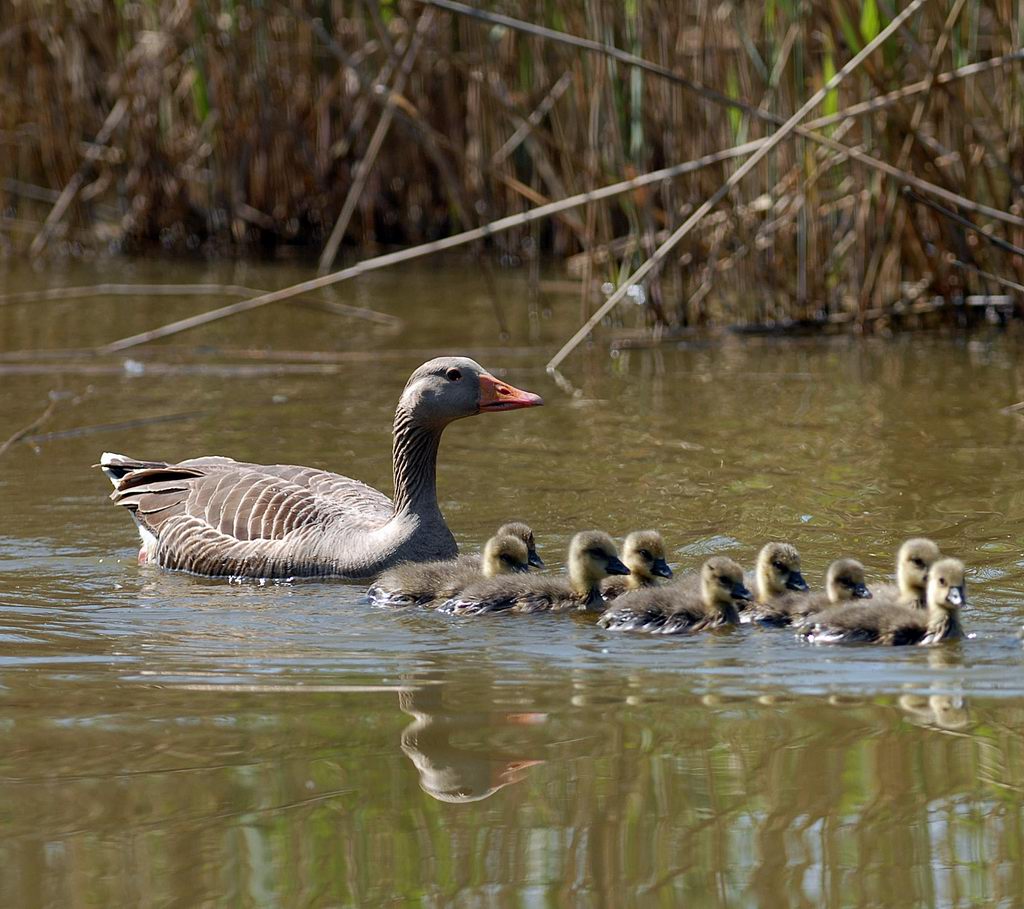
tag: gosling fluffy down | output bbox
[748,558,871,626]
[368,532,530,608]
[601,530,673,601]
[870,537,941,608]
[599,556,751,634]
[442,530,628,615]
[800,557,966,646]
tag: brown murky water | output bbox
[3,258,1024,906]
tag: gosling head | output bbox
[897,538,941,600]
[621,530,673,584]
[701,557,752,611]
[756,542,809,598]
[925,557,966,614]
[496,521,544,569]
[567,531,629,594]
[481,533,531,579]
[825,558,872,604]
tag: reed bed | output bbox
[2,0,1023,332]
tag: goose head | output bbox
[400,358,543,428]
[926,557,966,615]
[896,538,941,600]
[701,557,752,611]
[568,531,629,594]
[496,521,544,569]
[621,530,673,583]
[756,542,809,598]
[825,558,872,603]
[481,533,531,578]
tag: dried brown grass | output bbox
[1,0,1023,329]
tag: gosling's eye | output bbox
[639,550,651,560]
[939,577,946,585]
[445,368,462,381]
[772,561,786,572]
[500,555,514,565]
[587,548,604,559]
[719,576,732,587]
[912,558,925,568]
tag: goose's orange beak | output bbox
[478,373,544,412]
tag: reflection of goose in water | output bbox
[398,685,545,803]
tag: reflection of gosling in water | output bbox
[897,694,970,730]
[369,530,531,608]
[801,558,966,646]
[442,531,629,615]
[873,538,941,608]
[398,687,544,803]
[601,530,673,601]
[751,558,871,627]
[599,557,751,634]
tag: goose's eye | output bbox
[587,548,604,559]
[772,561,786,572]
[939,577,946,585]
[445,368,462,382]
[500,554,514,565]
[639,550,651,560]
[912,558,925,568]
[719,576,731,587]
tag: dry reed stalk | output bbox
[0,393,61,457]
[4,1,1024,336]
[318,7,436,273]
[0,282,400,325]
[546,0,929,375]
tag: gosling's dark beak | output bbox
[786,571,810,592]
[652,558,673,579]
[513,563,531,573]
[853,583,872,599]
[606,556,630,576]
[528,551,545,570]
[731,581,753,601]
[947,586,965,607]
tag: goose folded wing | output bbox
[110,465,373,543]
[177,459,395,523]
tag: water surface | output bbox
[2,259,1024,906]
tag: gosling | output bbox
[369,532,530,608]
[441,531,629,615]
[750,558,871,627]
[800,557,966,646]
[601,530,673,601]
[599,557,752,634]
[871,537,940,608]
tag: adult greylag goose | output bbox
[599,557,751,634]
[870,538,941,608]
[441,531,628,616]
[368,530,530,608]
[749,558,871,627]
[601,530,672,601]
[800,558,966,646]
[99,357,542,580]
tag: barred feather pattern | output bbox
[102,407,457,580]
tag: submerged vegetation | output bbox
[2,0,1024,333]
